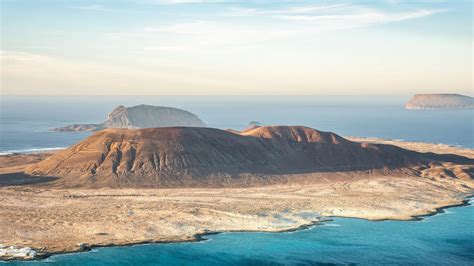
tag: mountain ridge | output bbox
[26,126,474,188]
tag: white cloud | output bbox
[144,21,211,34]
[105,3,445,54]
[229,4,352,16]
[228,4,445,29]
[114,5,443,52]
[154,0,230,4]
[273,8,444,26]
[143,45,188,51]
[69,4,108,11]
[119,20,292,51]
[0,50,249,95]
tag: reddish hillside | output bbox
[26,126,473,188]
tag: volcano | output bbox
[26,126,473,188]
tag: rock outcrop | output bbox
[51,105,205,131]
[26,126,473,188]
[405,94,474,110]
[51,124,103,132]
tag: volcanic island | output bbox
[0,125,473,260]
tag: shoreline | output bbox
[1,137,473,262]
[0,219,328,262]
[327,194,474,223]
[3,194,472,262]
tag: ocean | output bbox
[1,95,473,265]
[1,95,473,154]
[5,199,474,265]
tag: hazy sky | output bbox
[1,0,472,95]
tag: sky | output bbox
[0,0,472,96]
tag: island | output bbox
[405,94,474,110]
[51,104,206,132]
[0,126,473,260]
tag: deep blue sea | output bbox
[1,95,473,265]
[4,199,474,265]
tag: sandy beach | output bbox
[0,138,473,260]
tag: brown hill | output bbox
[26,126,473,188]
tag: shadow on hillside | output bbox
[0,172,58,186]
[422,152,474,165]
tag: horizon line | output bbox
[2,93,471,97]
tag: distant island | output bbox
[51,104,206,131]
[405,94,474,110]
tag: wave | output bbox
[320,224,341,227]
[0,147,66,155]
[435,211,452,216]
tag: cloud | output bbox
[117,20,292,51]
[154,0,230,4]
[272,8,444,25]
[144,21,212,34]
[229,4,352,16]
[107,3,446,53]
[69,4,108,11]
[143,45,188,51]
[0,50,248,95]
[228,3,445,28]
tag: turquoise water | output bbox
[5,200,473,265]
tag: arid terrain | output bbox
[23,126,474,188]
[0,134,473,260]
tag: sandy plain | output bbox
[0,137,472,260]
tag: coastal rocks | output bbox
[405,94,474,110]
[77,243,92,251]
[51,104,206,132]
[52,124,103,132]
[0,245,38,260]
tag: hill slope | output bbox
[26,126,473,188]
